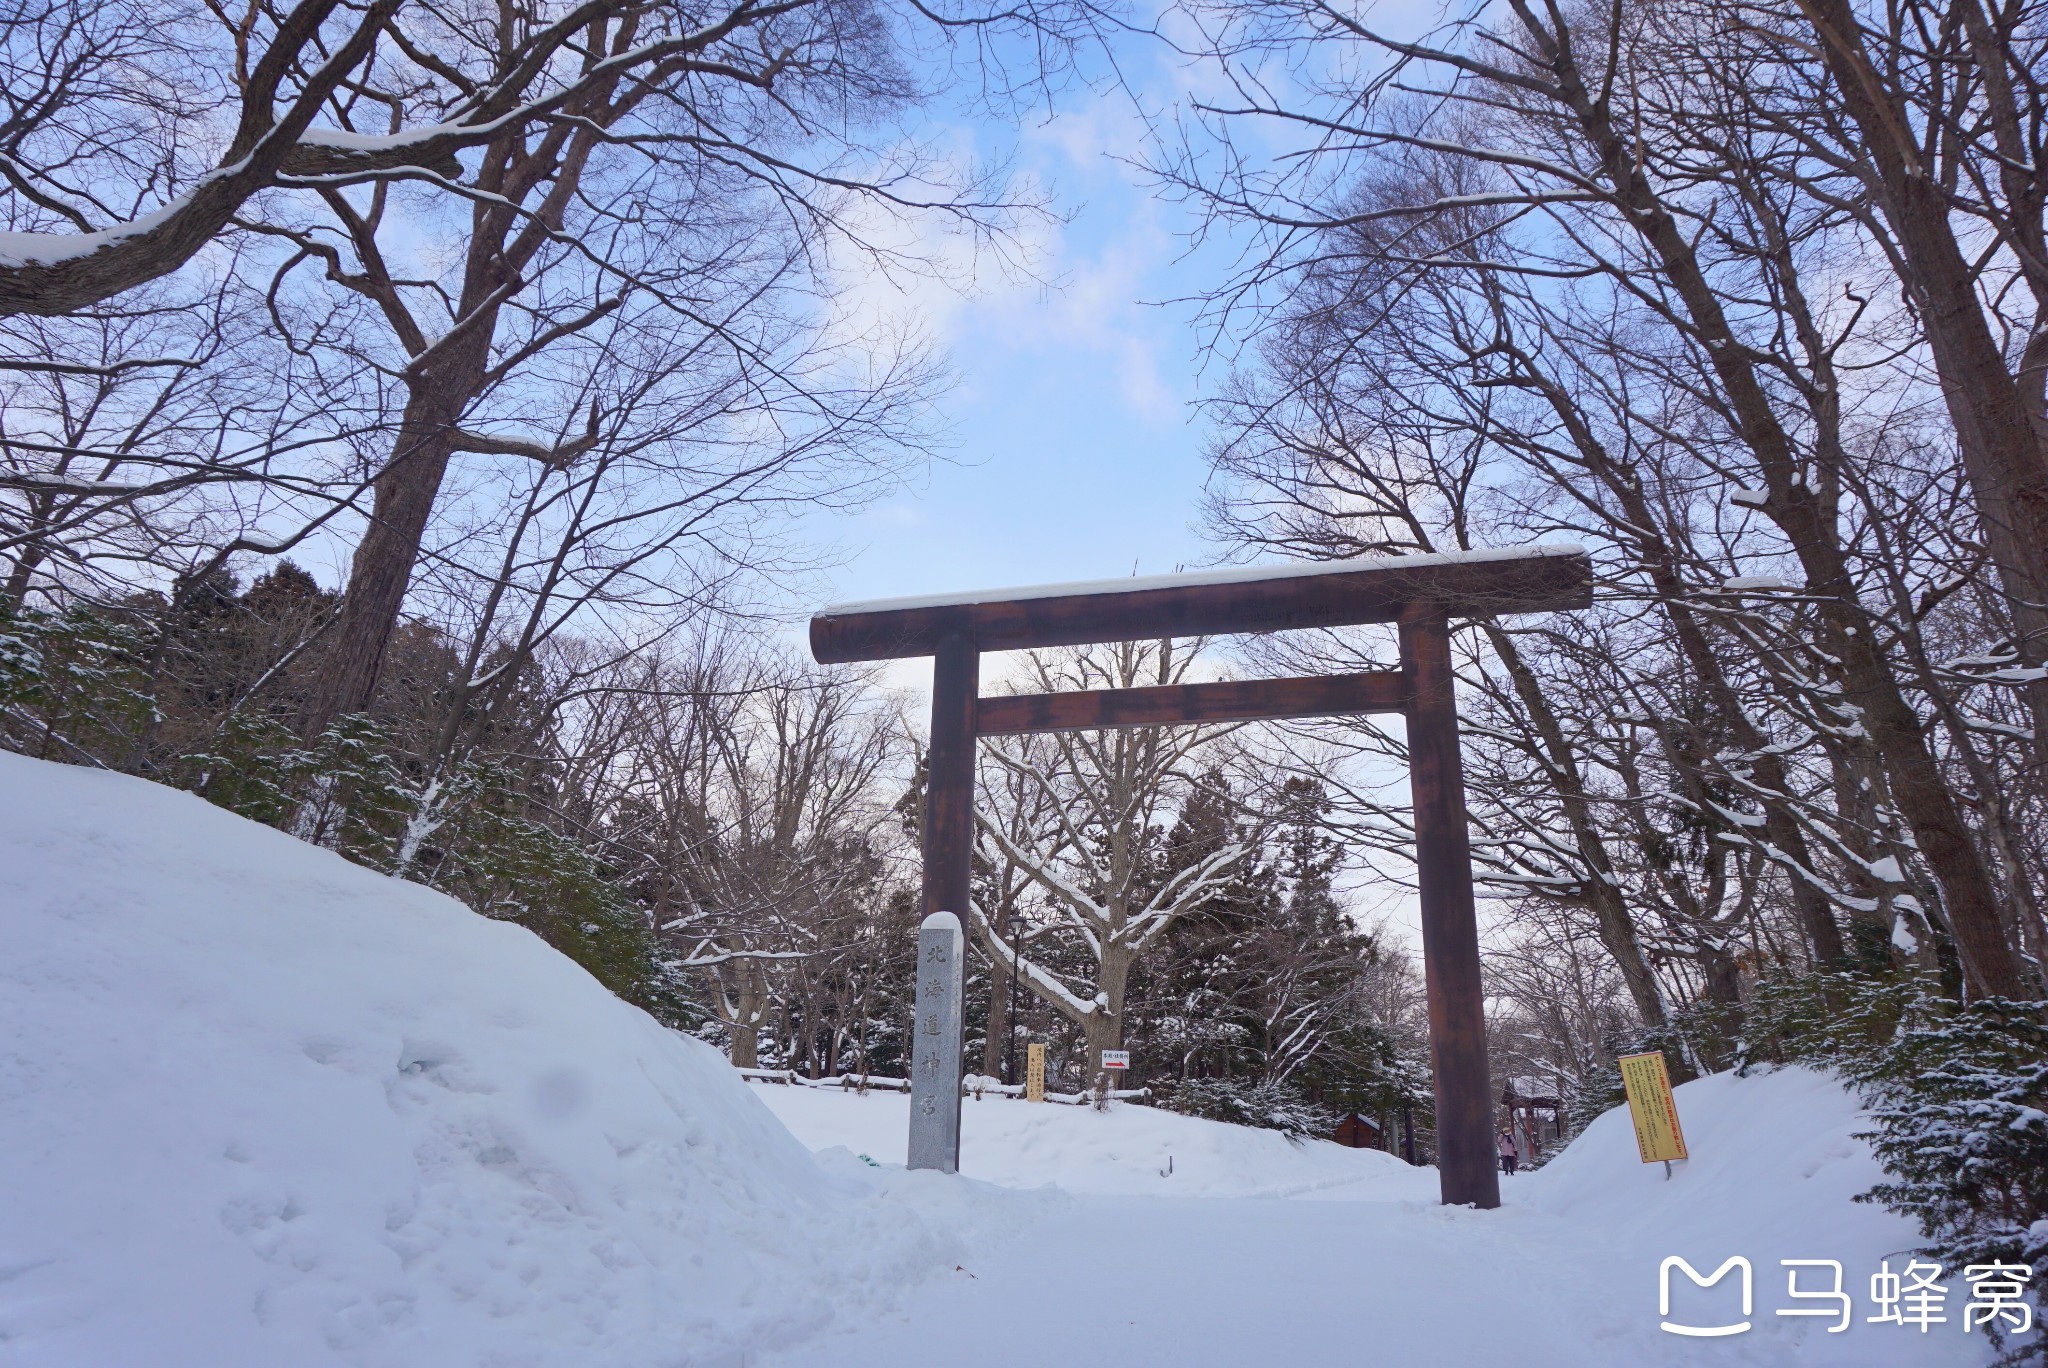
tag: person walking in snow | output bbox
[1497,1129,1519,1176]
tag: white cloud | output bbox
[815,95,1203,435]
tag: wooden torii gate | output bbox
[809,545,1591,1209]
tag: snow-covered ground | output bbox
[754,1084,1434,1200]
[0,751,2004,1366]
[762,1070,1992,1368]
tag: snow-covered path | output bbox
[772,1190,1622,1368]
[759,1079,1992,1368]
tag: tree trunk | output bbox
[1797,0,2048,745]
[720,965,766,1069]
[1484,624,1670,1026]
[728,1021,760,1070]
[302,390,455,735]
[2,527,48,607]
[981,952,1011,1081]
[1697,946,1744,1071]
[1082,942,1133,1080]
[1824,748,1904,967]
[1531,27,2032,1000]
[299,306,497,739]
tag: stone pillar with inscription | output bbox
[907,910,965,1173]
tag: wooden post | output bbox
[910,631,977,1172]
[1401,611,1501,1210]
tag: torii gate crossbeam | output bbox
[808,545,1592,1210]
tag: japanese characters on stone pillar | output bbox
[908,911,965,1173]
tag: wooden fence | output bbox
[736,1067,1149,1105]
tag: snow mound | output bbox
[0,752,965,1367]
[1523,1065,1904,1245]
[1509,1066,1979,1366]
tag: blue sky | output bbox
[808,30,1247,621]
[796,0,1449,690]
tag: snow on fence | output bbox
[737,1067,911,1093]
[737,1067,1149,1105]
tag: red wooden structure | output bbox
[1333,1112,1384,1150]
[810,545,1592,1209]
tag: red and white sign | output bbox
[1100,1050,1130,1070]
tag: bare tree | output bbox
[971,639,1254,1077]
[213,0,1108,741]
[578,639,907,1067]
[1162,0,2042,1003]
[1744,0,2048,716]
[0,0,408,316]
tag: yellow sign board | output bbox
[1025,1042,1046,1102]
[1618,1051,1689,1163]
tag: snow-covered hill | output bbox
[0,752,988,1367]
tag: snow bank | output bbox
[758,1085,1436,1200]
[1513,1065,1986,1366]
[1523,1065,1897,1237]
[0,753,973,1367]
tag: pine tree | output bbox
[1855,1000,2048,1365]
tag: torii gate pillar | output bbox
[1402,610,1498,1208]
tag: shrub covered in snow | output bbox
[1738,967,1931,1072]
[1558,1055,1625,1145]
[1739,968,2048,1362]
[1855,999,2048,1365]
[0,593,700,1032]
[1157,1076,1339,1139]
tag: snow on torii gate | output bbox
[808,544,1592,1210]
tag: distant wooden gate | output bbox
[809,545,1591,1209]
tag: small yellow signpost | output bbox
[1025,1042,1046,1102]
[1617,1050,1688,1169]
